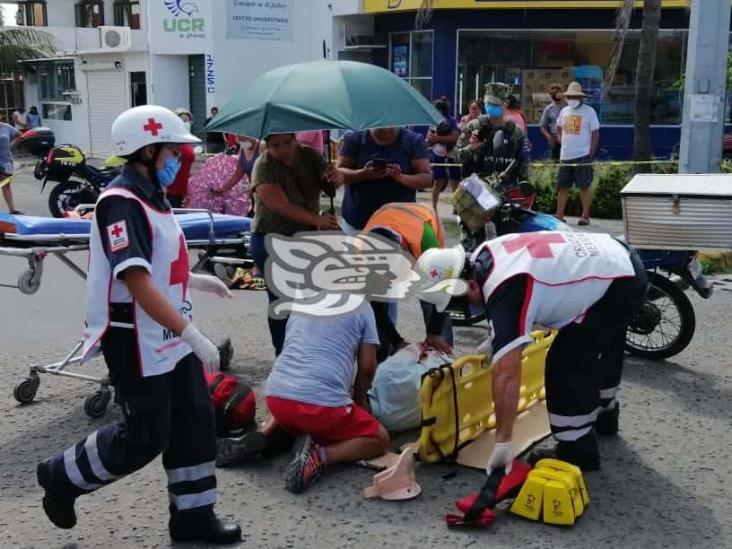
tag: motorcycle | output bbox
[33,144,125,217]
[448,177,713,361]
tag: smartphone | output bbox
[369,157,388,168]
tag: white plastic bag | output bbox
[368,345,452,432]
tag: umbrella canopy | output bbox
[205,60,443,138]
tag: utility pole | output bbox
[678,0,731,174]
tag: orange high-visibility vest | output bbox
[363,202,445,259]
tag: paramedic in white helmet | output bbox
[36,105,241,544]
[416,232,647,474]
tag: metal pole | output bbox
[678,0,731,174]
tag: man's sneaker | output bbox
[285,435,326,494]
[216,431,269,467]
[169,509,241,544]
[37,461,77,529]
[596,403,620,436]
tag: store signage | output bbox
[364,0,693,13]
[150,0,212,54]
[226,0,294,41]
[206,54,216,95]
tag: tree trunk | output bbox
[633,0,663,172]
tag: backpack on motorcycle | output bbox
[204,372,257,437]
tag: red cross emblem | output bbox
[143,117,163,136]
[110,224,123,238]
[169,234,190,297]
[503,233,566,259]
[430,268,439,279]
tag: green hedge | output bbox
[528,161,678,219]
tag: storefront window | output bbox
[37,61,75,102]
[456,29,686,126]
[390,31,433,100]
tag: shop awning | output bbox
[363,0,695,14]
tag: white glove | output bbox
[181,324,220,374]
[485,442,514,476]
[189,272,234,299]
[476,323,494,358]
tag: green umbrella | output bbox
[204,60,443,138]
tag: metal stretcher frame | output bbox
[0,208,248,417]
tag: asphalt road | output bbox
[1,169,731,548]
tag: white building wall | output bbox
[44,0,76,27]
[207,0,334,110]
[149,54,189,113]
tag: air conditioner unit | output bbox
[99,26,131,51]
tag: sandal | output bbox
[577,217,591,226]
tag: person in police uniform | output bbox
[417,231,647,473]
[36,105,241,544]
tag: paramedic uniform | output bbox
[41,165,218,516]
[473,231,647,459]
[362,202,451,360]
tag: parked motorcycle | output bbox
[447,178,712,361]
[17,127,56,157]
[33,144,125,217]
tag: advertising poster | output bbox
[226,0,294,41]
[392,45,409,77]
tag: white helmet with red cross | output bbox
[415,245,468,312]
[111,105,200,156]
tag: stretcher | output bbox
[418,330,556,465]
[0,210,252,418]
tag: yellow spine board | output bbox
[418,331,556,463]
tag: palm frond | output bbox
[603,0,636,100]
[0,27,56,71]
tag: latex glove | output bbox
[181,324,220,374]
[485,442,514,476]
[476,324,494,359]
[189,272,234,299]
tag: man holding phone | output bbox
[336,127,432,233]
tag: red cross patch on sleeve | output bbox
[107,220,129,252]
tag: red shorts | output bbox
[266,396,381,445]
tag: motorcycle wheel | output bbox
[48,180,98,218]
[625,271,696,361]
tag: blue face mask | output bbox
[156,157,181,187]
[485,104,503,118]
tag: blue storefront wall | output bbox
[373,8,700,160]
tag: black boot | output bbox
[37,460,77,529]
[595,403,620,436]
[528,435,601,472]
[169,508,241,545]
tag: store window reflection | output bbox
[456,30,686,126]
[390,30,433,100]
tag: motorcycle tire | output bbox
[48,180,98,218]
[625,271,696,361]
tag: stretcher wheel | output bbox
[218,339,234,371]
[84,390,111,419]
[13,376,40,404]
[18,269,41,295]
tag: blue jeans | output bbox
[249,232,287,356]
